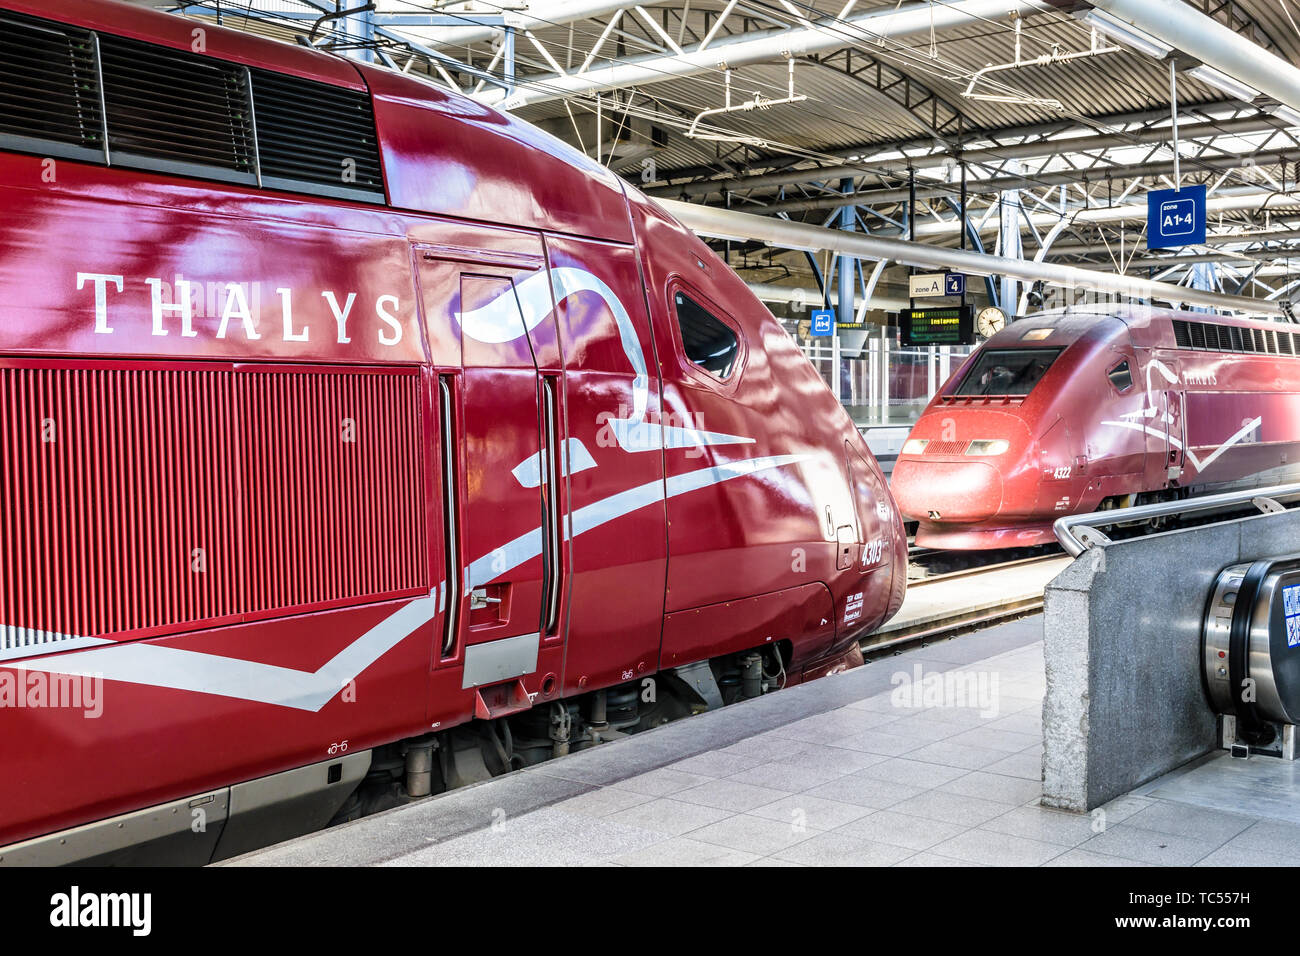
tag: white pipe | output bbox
[1090,0,1300,113]
[659,197,1283,315]
[481,0,1049,108]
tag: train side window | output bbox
[674,291,739,379]
[1107,359,1133,392]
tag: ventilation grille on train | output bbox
[0,14,104,162]
[239,369,427,612]
[1172,318,1299,356]
[252,69,384,198]
[99,33,256,184]
[0,10,385,203]
[922,440,969,456]
[0,364,427,652]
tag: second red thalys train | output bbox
[0,0,906,863]
[892,304,1300,549]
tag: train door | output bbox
[1137,354,1180,491]
[541,235,668,695]
[1164,389,1186,484]
[413,233,566,714]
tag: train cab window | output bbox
[954,348,1062,397]
[674,292,739,379]
[1106,359,1133,392]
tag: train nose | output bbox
[889,409,1032,525]
[891,459,1004,522]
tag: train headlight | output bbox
[901,439,929,455]
[965,439,1010,455]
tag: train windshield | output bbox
[954,348,1063,397]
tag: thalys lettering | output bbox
[77,273,406,346]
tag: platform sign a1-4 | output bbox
[1147,184,1206,249]
[810,308,834,337]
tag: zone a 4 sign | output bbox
[1147,185,1206,250]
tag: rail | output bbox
[1052,482,1300,556]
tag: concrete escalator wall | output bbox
[1042,508,1300,811]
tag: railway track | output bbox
[860,551,1068,657]
[906,544,1062,582]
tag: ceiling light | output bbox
[765,239,822,254]
[1265,103,1300,128]
[698,230,751,244]
[1078,9,1172,59]
[1187,64,1260,103]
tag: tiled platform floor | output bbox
[231,616,1300,867]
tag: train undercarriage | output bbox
[1,638,855,867]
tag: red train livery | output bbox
[893,305,1300,549]
[0,0,906,862]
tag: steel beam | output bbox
[893,186,1300,239]
[747,282,910,311]
[750,145,1298,214]
[1052,227,1300,257]
[413,0,634,49]
[648,113,1281,199]
[479,0,1050,109]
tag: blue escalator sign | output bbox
[1148,185,1206,249]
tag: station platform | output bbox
[860,424,910,479]
[228,615,1300,867]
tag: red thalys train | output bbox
[892,305,1300,549]
[0,0,906,863]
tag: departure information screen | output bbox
[1284,583,1300,648]
[898,306,974,347]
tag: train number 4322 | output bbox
[1049,466,1071,479]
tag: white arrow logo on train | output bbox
[456,267,754,453]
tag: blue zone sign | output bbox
[811,309,835,336]
[1147,184,1206,249]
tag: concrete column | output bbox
[1042,509,1300,810]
